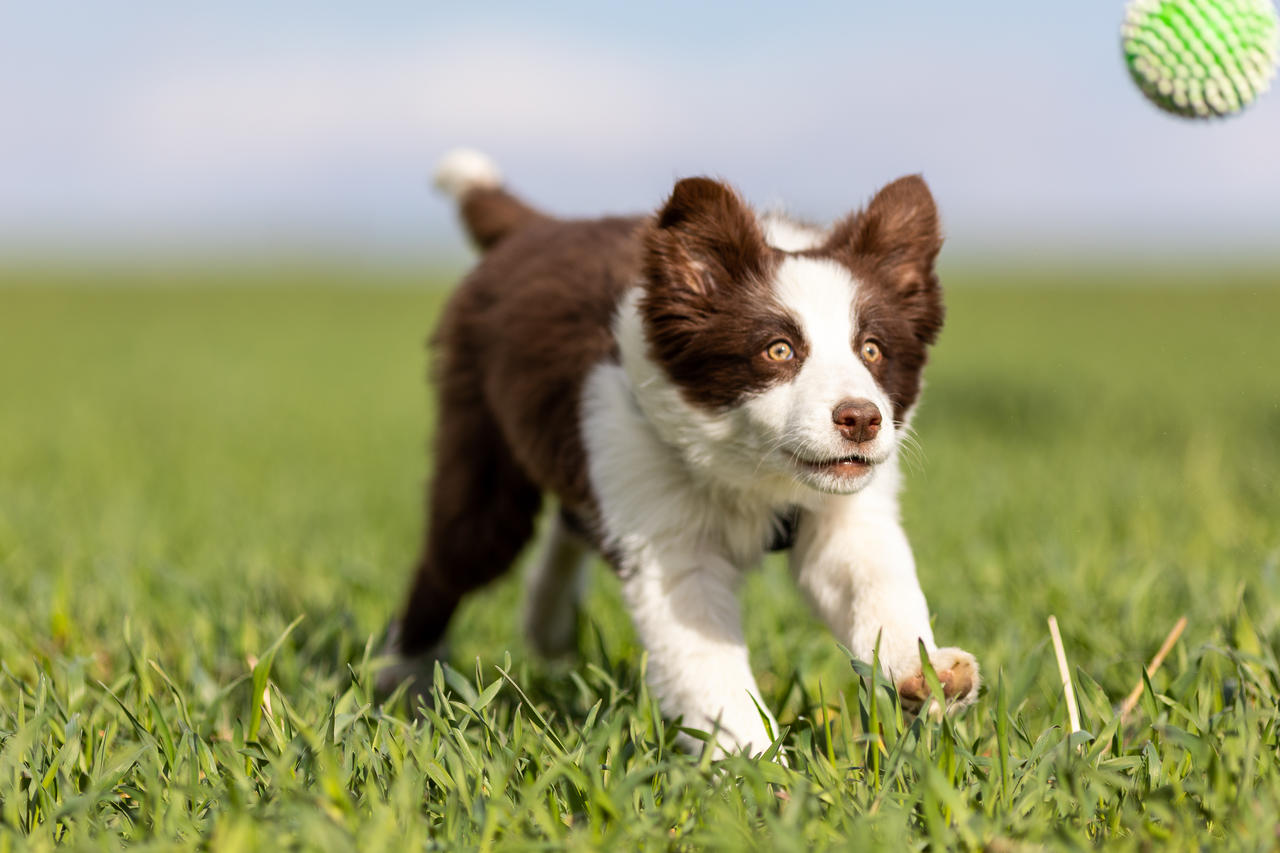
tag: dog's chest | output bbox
[581,360,800,566]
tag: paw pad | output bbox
[895,647,980,714]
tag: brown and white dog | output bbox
[387,149,978,756]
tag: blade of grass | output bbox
[248,614,305,745]
[1119,616,1187,722]
[1047,616,1082,736]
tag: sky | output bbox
[2,1,1279,261]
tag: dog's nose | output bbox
[832,399,882,443]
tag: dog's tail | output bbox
[434,148,550,252]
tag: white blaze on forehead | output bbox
[740,254,896,493]
[772,256,858,359]
[761,255,895,431]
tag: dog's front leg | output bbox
[620,544,778,758]
[790,496,979,713]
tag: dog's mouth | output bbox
[790,451,881,478]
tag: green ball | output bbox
[1122,0,1280,118]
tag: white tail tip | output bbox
[433,148,502,200]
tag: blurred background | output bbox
[4,0,1278,267]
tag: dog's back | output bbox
[432,150,646,514]
[395,152,642,655]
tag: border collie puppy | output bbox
[386,149,978,755]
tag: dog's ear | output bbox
[826,175,942,293]
[826,175,943,345]
[644,177,770,295]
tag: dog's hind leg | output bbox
[523,508,589,657]
[388,392,543,676]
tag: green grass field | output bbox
[2,262,1279,850]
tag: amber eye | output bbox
[765,340,794,362]
[860,340,882,364]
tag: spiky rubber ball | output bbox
[1122,0,1279,118]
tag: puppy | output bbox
[386,149,978,755]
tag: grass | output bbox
[1,261,1279,849]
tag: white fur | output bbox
[433,148,502,200]
[788,474,936,680]
[581,359,781,754]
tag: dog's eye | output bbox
[765,340,794,362]
[860,340,882,364]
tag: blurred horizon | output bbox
[4,1,1279,266]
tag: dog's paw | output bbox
[895,647,980,715]
[373,621,447,710]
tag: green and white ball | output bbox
[1122,0,1280,118]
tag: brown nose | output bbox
[832,399,882,443]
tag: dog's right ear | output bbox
[644,177,770,296]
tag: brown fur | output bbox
[459,187,551,251]
[640,179,811,410]
[638,175,943,421]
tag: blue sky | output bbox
[3,1,1278,260]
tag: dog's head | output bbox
[639,176,943,495]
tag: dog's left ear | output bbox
[826,175,943,343]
